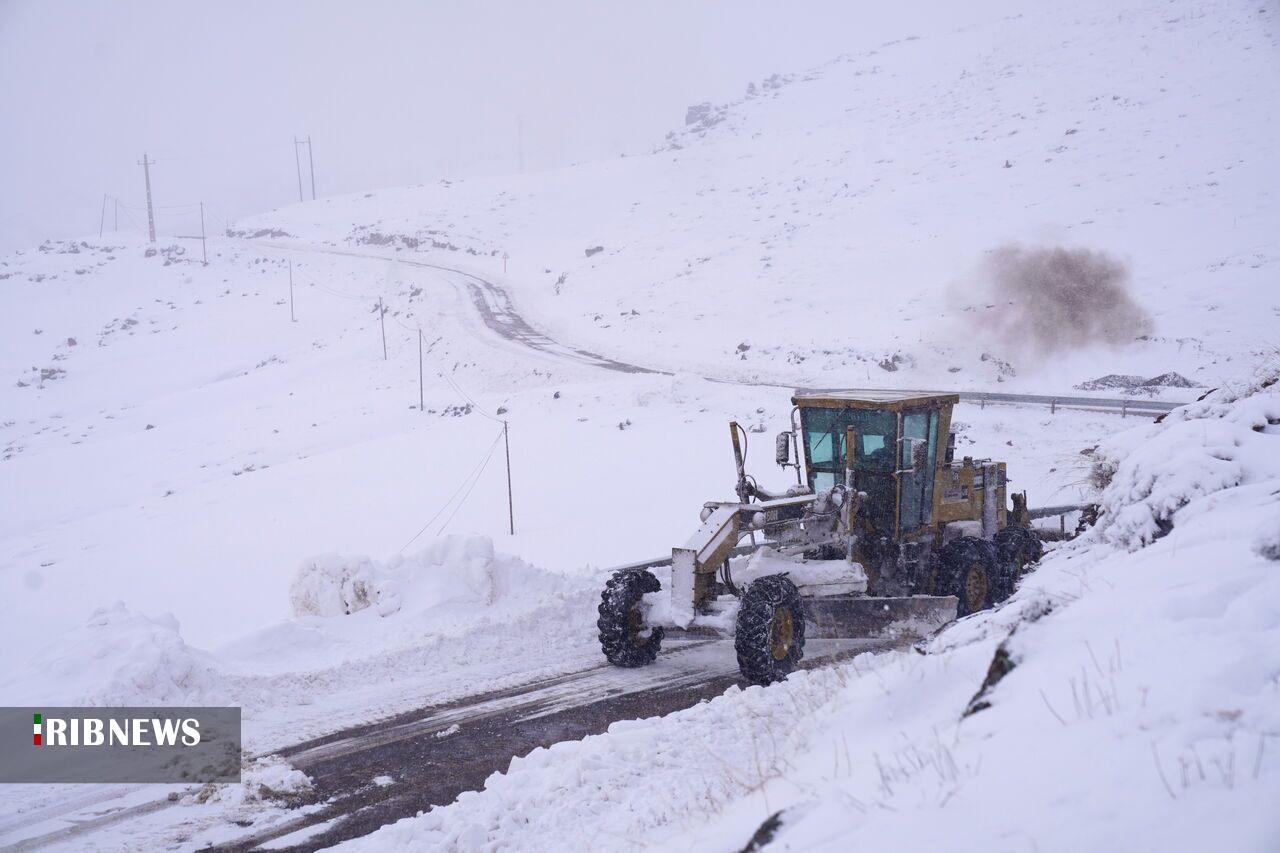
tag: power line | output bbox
[400,428,504,551]
[381,309,502,422]
[440,435,503,534]
[260,247,505,427]
[286,264,366,300]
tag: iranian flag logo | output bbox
[33,713,41,747]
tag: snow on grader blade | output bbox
[598,390,1086,686]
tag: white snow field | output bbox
[0,0,1275,849]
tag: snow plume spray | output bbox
[972,244,1153,357]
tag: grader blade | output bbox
[804,595,959,640]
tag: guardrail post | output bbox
[1050,398,1057,414]
[981,395,986,410]
[1122,401,1128,418]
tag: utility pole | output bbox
[417,328,424,412]
[294,136,315,201]
[198,202,207,264]
[378,296,387,360]
[98,194,107,238]
[307,135,316,200]
[293,138,304,202]
[503,421,514,535]
[288,260,296,322]
[138,154,157,242]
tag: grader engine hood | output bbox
[669,493,830,626]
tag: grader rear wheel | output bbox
[963,561,989,612]
[936,537,999,617]
[993,526,1043,600]
[735,574,806,685]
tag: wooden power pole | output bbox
[138,154,157,242]
[306,135,316,200]
[198,202,207,264]
[503,421,514,535]
[293,137,304,202]
[378,296,387,360]
[294,136,315,201]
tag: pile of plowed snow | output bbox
[0,535,590,722]
[290,534,562,619]
[329,370,1280,852]
[3,602,227,707]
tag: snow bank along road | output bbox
[256,241,1182,417]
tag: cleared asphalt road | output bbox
[220,636,895,851]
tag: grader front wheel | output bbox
[735,574,806,685]
[597,570,664,667]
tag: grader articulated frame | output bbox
[597,390,1082,685]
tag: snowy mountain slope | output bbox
[330,371,1280,853]
[0,0,1275,848]
[0,225,1136,848]
[245,0,1278,394]
[0,221,1133,666]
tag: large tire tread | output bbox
[734,574,806,686]
[993,526,1043,601]
[597,570,663,667]
[936,536,999,617]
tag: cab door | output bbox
[898,409,939,533]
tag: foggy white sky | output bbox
[0,1,978,253]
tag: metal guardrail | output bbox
[957,390,1180,416]
[796,387,1185,417]
[1026,503,1089,519]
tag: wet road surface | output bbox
[219,636,898,851]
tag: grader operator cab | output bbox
[598,390,1058,685]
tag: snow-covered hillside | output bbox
[1,0,1276,849]
[0,227,1131,848]
[246,0,1278,393]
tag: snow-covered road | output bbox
[256,241,665,377]
[255,239,1183,417]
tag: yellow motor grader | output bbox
[598,390,1069,685]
